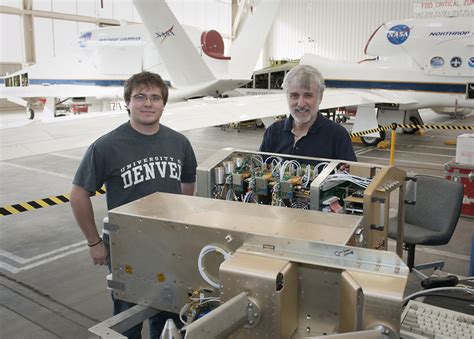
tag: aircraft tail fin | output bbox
[133,0,215,87]
[228,0,282,79]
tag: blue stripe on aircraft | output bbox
[325,79,466,93]
[29,79,126,86]
[2,78,465,94]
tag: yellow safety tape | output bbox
[18,202,35,211]
[350,123,474,137]
[49,196,65,205]
[35,200,50,208]
[3,206,19,215]
[0,187,106,217]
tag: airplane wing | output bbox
[0,94,287,161]
[0,85,123,102]
[165,88,416,132]
[0,80,418,111]
[0,87,427,161]
[162,94,287,131]
[319,88,407,110]
[320,88,419,135]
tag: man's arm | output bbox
[339,132,357,162]
[181,182,195,196]
[70,184,108,265]
[259,128,270,152]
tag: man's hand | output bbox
[89,241,109,265]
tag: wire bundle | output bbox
[324,171,372,189]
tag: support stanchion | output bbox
[389,123,397,166]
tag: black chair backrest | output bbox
[405,175,464,245]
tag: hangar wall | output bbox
[0,12,23,63]
[264,0,415,63]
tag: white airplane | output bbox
[0,0,281,120]
[2,16,473,160]
[238,16,474,145]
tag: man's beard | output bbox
[292,107,315,125]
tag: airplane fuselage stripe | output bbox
[1,78,172,87]
[28,79,126,86]
[325,79,466,93]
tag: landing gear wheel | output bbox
[403,117,421,134]
[26,107,35,120]
[361,127,386,146]
[255,119,264,128]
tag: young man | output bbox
[70,71,197,339]
[259,65,357,162]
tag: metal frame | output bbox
[91,192,408,338]
[196,148,406,255]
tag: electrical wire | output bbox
[195,298,220,306]
[223,174,237,201]
[179,302,191,325]
[271,159,283,177]
[290,200,309,209]
[402,287,473,305]
[279,160,301,180]
[264,155,283,166]
[302,165,312,188]
[243,190,256,203]
[323,172,372,189]
[419,293,474,303]
[250,155,263,167]
[315,162,330,175]
[198,245,232,289]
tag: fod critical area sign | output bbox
[414,0,474,18]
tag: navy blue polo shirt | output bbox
[259,114,357,162]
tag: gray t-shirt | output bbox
[73,122,197,210]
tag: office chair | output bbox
[388,175,464,279]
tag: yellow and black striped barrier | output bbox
[396,124,474,131]
[1,122,473,216]
[350,124,394,137]
[0,187,106,217]
[350,123,474,137]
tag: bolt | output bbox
[248,320,254,325]
[253,313,258,317]
[248,303,253,308]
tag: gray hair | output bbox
[282,65,325,104]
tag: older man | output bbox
[259,65,356,162]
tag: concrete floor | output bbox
[0,109,473,338]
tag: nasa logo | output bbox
[468,57,474,68]
[78,31,92,48]
[155,25,175,44]
[387,24,410,45]
[430,56,444,68]
[450,57,462,68]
